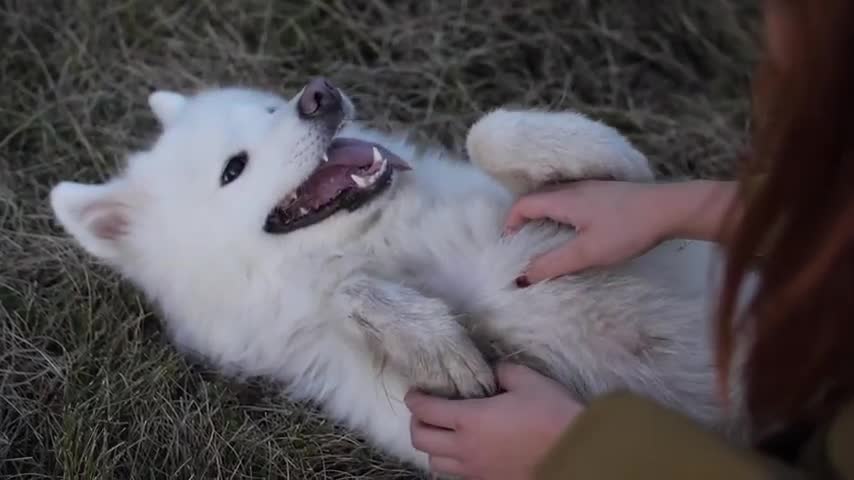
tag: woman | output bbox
[405,1,854,478]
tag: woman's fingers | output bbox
[518,237,596,284]
[503,192,572,234]
[428,456,467,477]
[405,390,467,430]
[410,417,460,458]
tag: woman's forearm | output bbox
[641,180,740,244]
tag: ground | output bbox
[1,1,759,478]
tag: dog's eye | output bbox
[221,151,248,186]
[266,106,277,114]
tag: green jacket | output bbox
[536,392,853,479]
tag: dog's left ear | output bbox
[49,180,140,262]
[148,90,187,127]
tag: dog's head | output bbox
[49,79,409,275]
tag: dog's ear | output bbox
[49,180,139,262]
[148,90,187,127]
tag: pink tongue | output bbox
[323,138,411,171]
[287,138,410,210]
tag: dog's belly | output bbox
[384,189,721,318]
[372,194,735,426]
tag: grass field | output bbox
[1,1,760,478]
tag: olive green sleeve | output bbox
[535,392,806,480]
[827,400,854,479]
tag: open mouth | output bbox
[264,138,410,234]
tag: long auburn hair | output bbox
[716,0,854,437]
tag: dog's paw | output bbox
[340,276,496,399]
[466,108,654,195]
[413,330,497,399]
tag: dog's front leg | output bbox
[465,108,655,196]
[334,274,497,399]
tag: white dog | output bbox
[49,78,747,472]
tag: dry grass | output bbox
[1,1,760,478]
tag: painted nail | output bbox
[515,275,530,288]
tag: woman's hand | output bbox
[406,363,583,480]
[505,180,738,284]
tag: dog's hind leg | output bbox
[334,273,497,399]
[465,108,654,196]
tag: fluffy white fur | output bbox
[50,82,750,473]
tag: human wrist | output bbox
[640,180,738,243]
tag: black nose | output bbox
[298,77,343,120]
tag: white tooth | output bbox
[372,146,382,165]
[351,174,369,188]
[366,160,386,184]
[299,207,308,215]
[322,153,329,163]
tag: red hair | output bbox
[716,0,854,436]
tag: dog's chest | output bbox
[366,197,555,314]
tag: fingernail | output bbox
[515,275,530,288]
